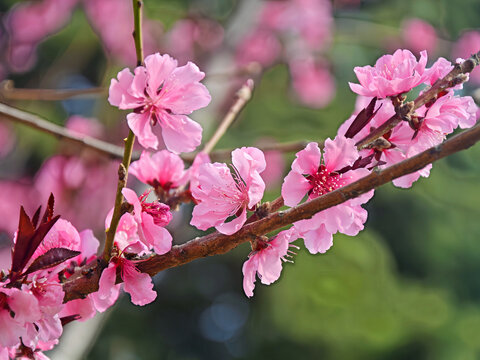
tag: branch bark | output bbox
[0,81,105,101]
[63,122,480,302]
[0,102,125,159]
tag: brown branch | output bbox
[202,79,254,155]
[355,52,480,149]
[0,101,317,164]
[0,80,105,101]
[0,102,126,159]
[63,122,480,302]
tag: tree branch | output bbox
[63,122,480,302]
[0,102,125,159]
[0,81,105,101]
[202,79,254,155]
[102,0,143,261]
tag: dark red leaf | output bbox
[11,207,36,274]
[10,195,61,281]
[344,97,379,139]
[31,206,41,228]
[24,247,80,275]
[42,193,55,223]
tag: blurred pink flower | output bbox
[242,229,298,297]
[5,0,79,72]
[83,0,162,66]
[166,18,224,65]
[289,56,335,108]
[402,18,437,55]
[261,150,285,188]
[191,147,266,235]
[349,49,428,98]
[260,0,332,51]
[34,155,118,232]
[108,53,211,152]
[452,30,480,84]
[235,28,281,67]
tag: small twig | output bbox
[0,102,125,159]
[202,79,255,155]
[355,52,480,149]
[102,0,143,261]
[63,122,480,301]
[0,80,105,101]
[0,101,314,163]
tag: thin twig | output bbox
[202,79,254,154]
[0,101,312,162]
[0,102,125,159]
[0,80,105,101]
[63,123,480,301]
[355,52,480,149]
[102,0,143,261]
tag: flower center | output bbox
[307,164,343,199]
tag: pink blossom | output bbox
[242,229,298,297]
[452,31,480,84]
[30,219,81,265]
[235,28,281,68]
[349,49,428,98]
[289,56,335,108]
[0,287,37,347]
[402,18,437,55]
[190,147,266,235]
[129,150,187,190]
[281,137,373,253]
[108,52,211,152]
[93,214,156,309]
[121,188,173,255]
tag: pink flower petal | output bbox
[91,263,120,313]
[160,113,202,154]
[127,112,158,150]
[281,171,311,207]
[216,207,247,235]
[122,261,156,306]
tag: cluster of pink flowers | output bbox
[347,50,477,187]
[234,0,335,108]
[1,43,477,358]
[0,0,164,77]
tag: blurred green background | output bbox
[1,0,480,359]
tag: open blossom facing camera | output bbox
[108,52,211,152]
[190,147,266,235]
[282,137,373,254]
[349,49,427,98]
